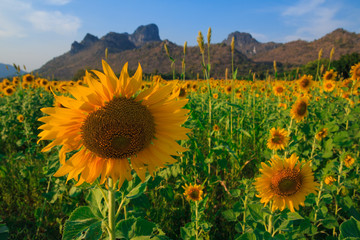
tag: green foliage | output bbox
[333,53,360,79]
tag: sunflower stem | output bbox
[108,178,116,240]
[195,201,199,240]
[314,181,323,223]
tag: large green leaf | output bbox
[86,188,107,218]
[339,217,360,239]
[62,206,102,240]
[0,218,9,240]
[116,217,162,239]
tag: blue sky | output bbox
[1,0,359,71]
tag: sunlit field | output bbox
[1,32,360,240]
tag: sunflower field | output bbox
[1,32,360,240]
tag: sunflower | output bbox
[2,79,10,86]
[278,103,287,110]
[323,80,336,92]
[12,77,20,85]
[225,85,232,94]
[344,155,355,168]
[297,75,313,92]
[254,154,318,212]
[324,176,336,185]
[213,124,220,132]
[267,127,289,151]
[23,74,34,84]
[183,183,204,201]
[315,128,328,141]
[40,79,49,87]
[17,114,24,123]
[350,62,360,80]
[273,85,285,96]
[290,97,309,122]
[38,60,190,189]
[213,93,218,99]
[3,86,15,96]
[323,69,337,81]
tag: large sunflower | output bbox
[38,60,190,188]
[290,97,309,122]
[254,154,318,212]
[267,127,289,151]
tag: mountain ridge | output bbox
[35,24,360,80]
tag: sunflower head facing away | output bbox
[38,60,190,189]
[267,127,289,151]
[344,155,355,168]
[254,154,318,212]
[290,97,309,122]
[183,183,204,201]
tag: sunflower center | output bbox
[277,87,283,93]
[271,133,283,144]
[326,73,333,80]
[296,102,307,116]
[271,168,302,196]
[326,83,333,88]
[81,97,155,159]
[356,68,360,77]
[189,189,200,200]
[300,79,310,88]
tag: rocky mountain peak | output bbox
[129,23,161,47]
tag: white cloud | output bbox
[27,10,81,34]
[0,0,80,38]
[43,0,72,5]
[282,0,345,41]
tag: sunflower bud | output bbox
[183,41,187,55]
[231,36,235,54]
[330,47,335,61]
[207,27,212,45]
[164,43,170,56]
[197,31,205,54]
[318,48,323,60]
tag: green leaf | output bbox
[222,209,239,222]
[0,218,9,240]
[180,222,196,240]
[287,212,304,221]
[248,204,265,222]
[116,217,161,239]
[126,176,150,199]
[321,215,339,229]
[86,188,106,218]
[62,206,102,240]
[339,217,360,239]
[234,232,256,240]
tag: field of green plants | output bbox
[1,32,360,240]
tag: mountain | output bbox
[222,32,281,57]
[223,28,360,65]
[36,25,360,80]
[0,63,27,79]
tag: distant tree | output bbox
[332,53,360,79]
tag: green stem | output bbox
[314,181,323,223]
[195,201,199,240]
[108,178,116,240]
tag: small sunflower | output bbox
[267,127,289,151]
[344,155,355,168]
[323,69,337,81]
[323,80,336,93]
[298,75,313,92]
[213,124,220,132]
[17,114,24,123]
[23,74,34,84]
[183,183,204,201]
[254,154,318,212]
[225,85,232,94]
[290,97,309,122]
[213,93,218,99]
[315,128,328,141]
[38,60,190,189]
[3,86,16,96]
[350,62,360,80]
[273,85,285,96]
[278,103,287,110]
[324,176,336,185]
